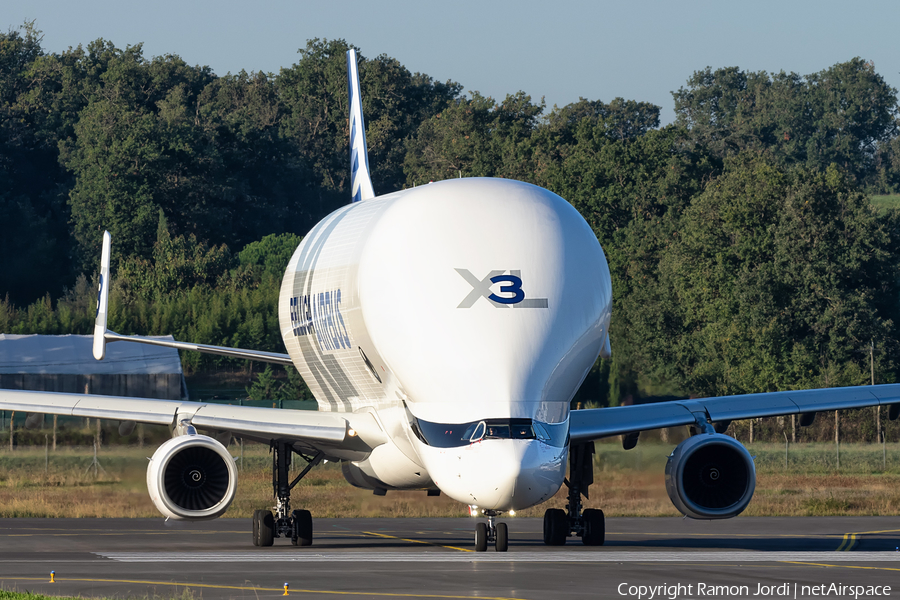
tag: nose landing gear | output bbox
[543,442,605,546]
[473,510,508,552]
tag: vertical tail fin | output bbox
[92,230,111,360]
[347,48,375,202]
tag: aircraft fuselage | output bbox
[278,177,612,510]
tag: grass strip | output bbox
[0,592,94,600]
[1,442,900,518]
[870,194,900,212]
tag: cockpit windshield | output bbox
[412,417,568,448]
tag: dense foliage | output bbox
[3,22,900,406]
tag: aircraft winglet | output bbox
[92,230,112,360]
[347,48,375,202]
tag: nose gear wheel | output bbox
[473,510,509,552]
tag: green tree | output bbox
[166,70,311,248]
[246,365,314,401]
[543,97,660,144]
[277,38,459,203]
[673,59,899,185]
[246,364,284,401]
[62,99,163,263]
[117,211,233,299]
[237,233,304,281]
[656,154,900,396]
[0,23,75,302]
[404,91,544,184]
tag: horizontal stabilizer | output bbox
[90,230,292,366]
[104,332,294,365]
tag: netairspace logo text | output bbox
[617,582,891,599]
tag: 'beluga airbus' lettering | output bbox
[2,48,900,552]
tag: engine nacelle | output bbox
[664,433,755,519]
[341,460,394,491]
[146,434,237,520]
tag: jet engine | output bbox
[664,433,755,519]
[146,434,237,520]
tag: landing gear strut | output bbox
[252,440,322,547]
[474,510,508,552]
[543,442,604,546]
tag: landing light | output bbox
[509,510,516,517]
[348,428,357,437]
[468,505,479,517]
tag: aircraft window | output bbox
[414,417,568,448]
[485,424,510,439]
[468,421,486,442]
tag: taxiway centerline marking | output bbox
[836,533,854,551]
[362,530,473,552]
[844,528,900,535]
[833,527,900,551]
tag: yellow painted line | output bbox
[833,526,900,551]
[0,577,522,600]
[836,533,852,551]
[841,528,900,536]
[604,531,846,539]
[784,561,900,573]
[362,530,473,553]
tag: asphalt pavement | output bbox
[0,517,898,599]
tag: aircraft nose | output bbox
[422,439,566,511]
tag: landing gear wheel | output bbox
[252,510,260,546]
[291,509,313,547]
[582,508,605,546]
[474,522,488,552]
[543,508,567,546]
[253,509,274,547]
[495,522,508,552]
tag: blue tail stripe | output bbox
[346,48,374,203]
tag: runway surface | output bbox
[1,517,899,599]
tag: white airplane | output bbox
[2,49,899,552]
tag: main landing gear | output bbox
[252,440,323,547]
[543,442,605,546]
[473,510,508,552]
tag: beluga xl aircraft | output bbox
[2,49,900,552]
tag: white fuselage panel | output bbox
[278,178,612,505]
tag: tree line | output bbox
[2,22,900,406]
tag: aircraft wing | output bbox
[569,383,900,444]
[0,389,384,450]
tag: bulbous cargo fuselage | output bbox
[278,178,612,510]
